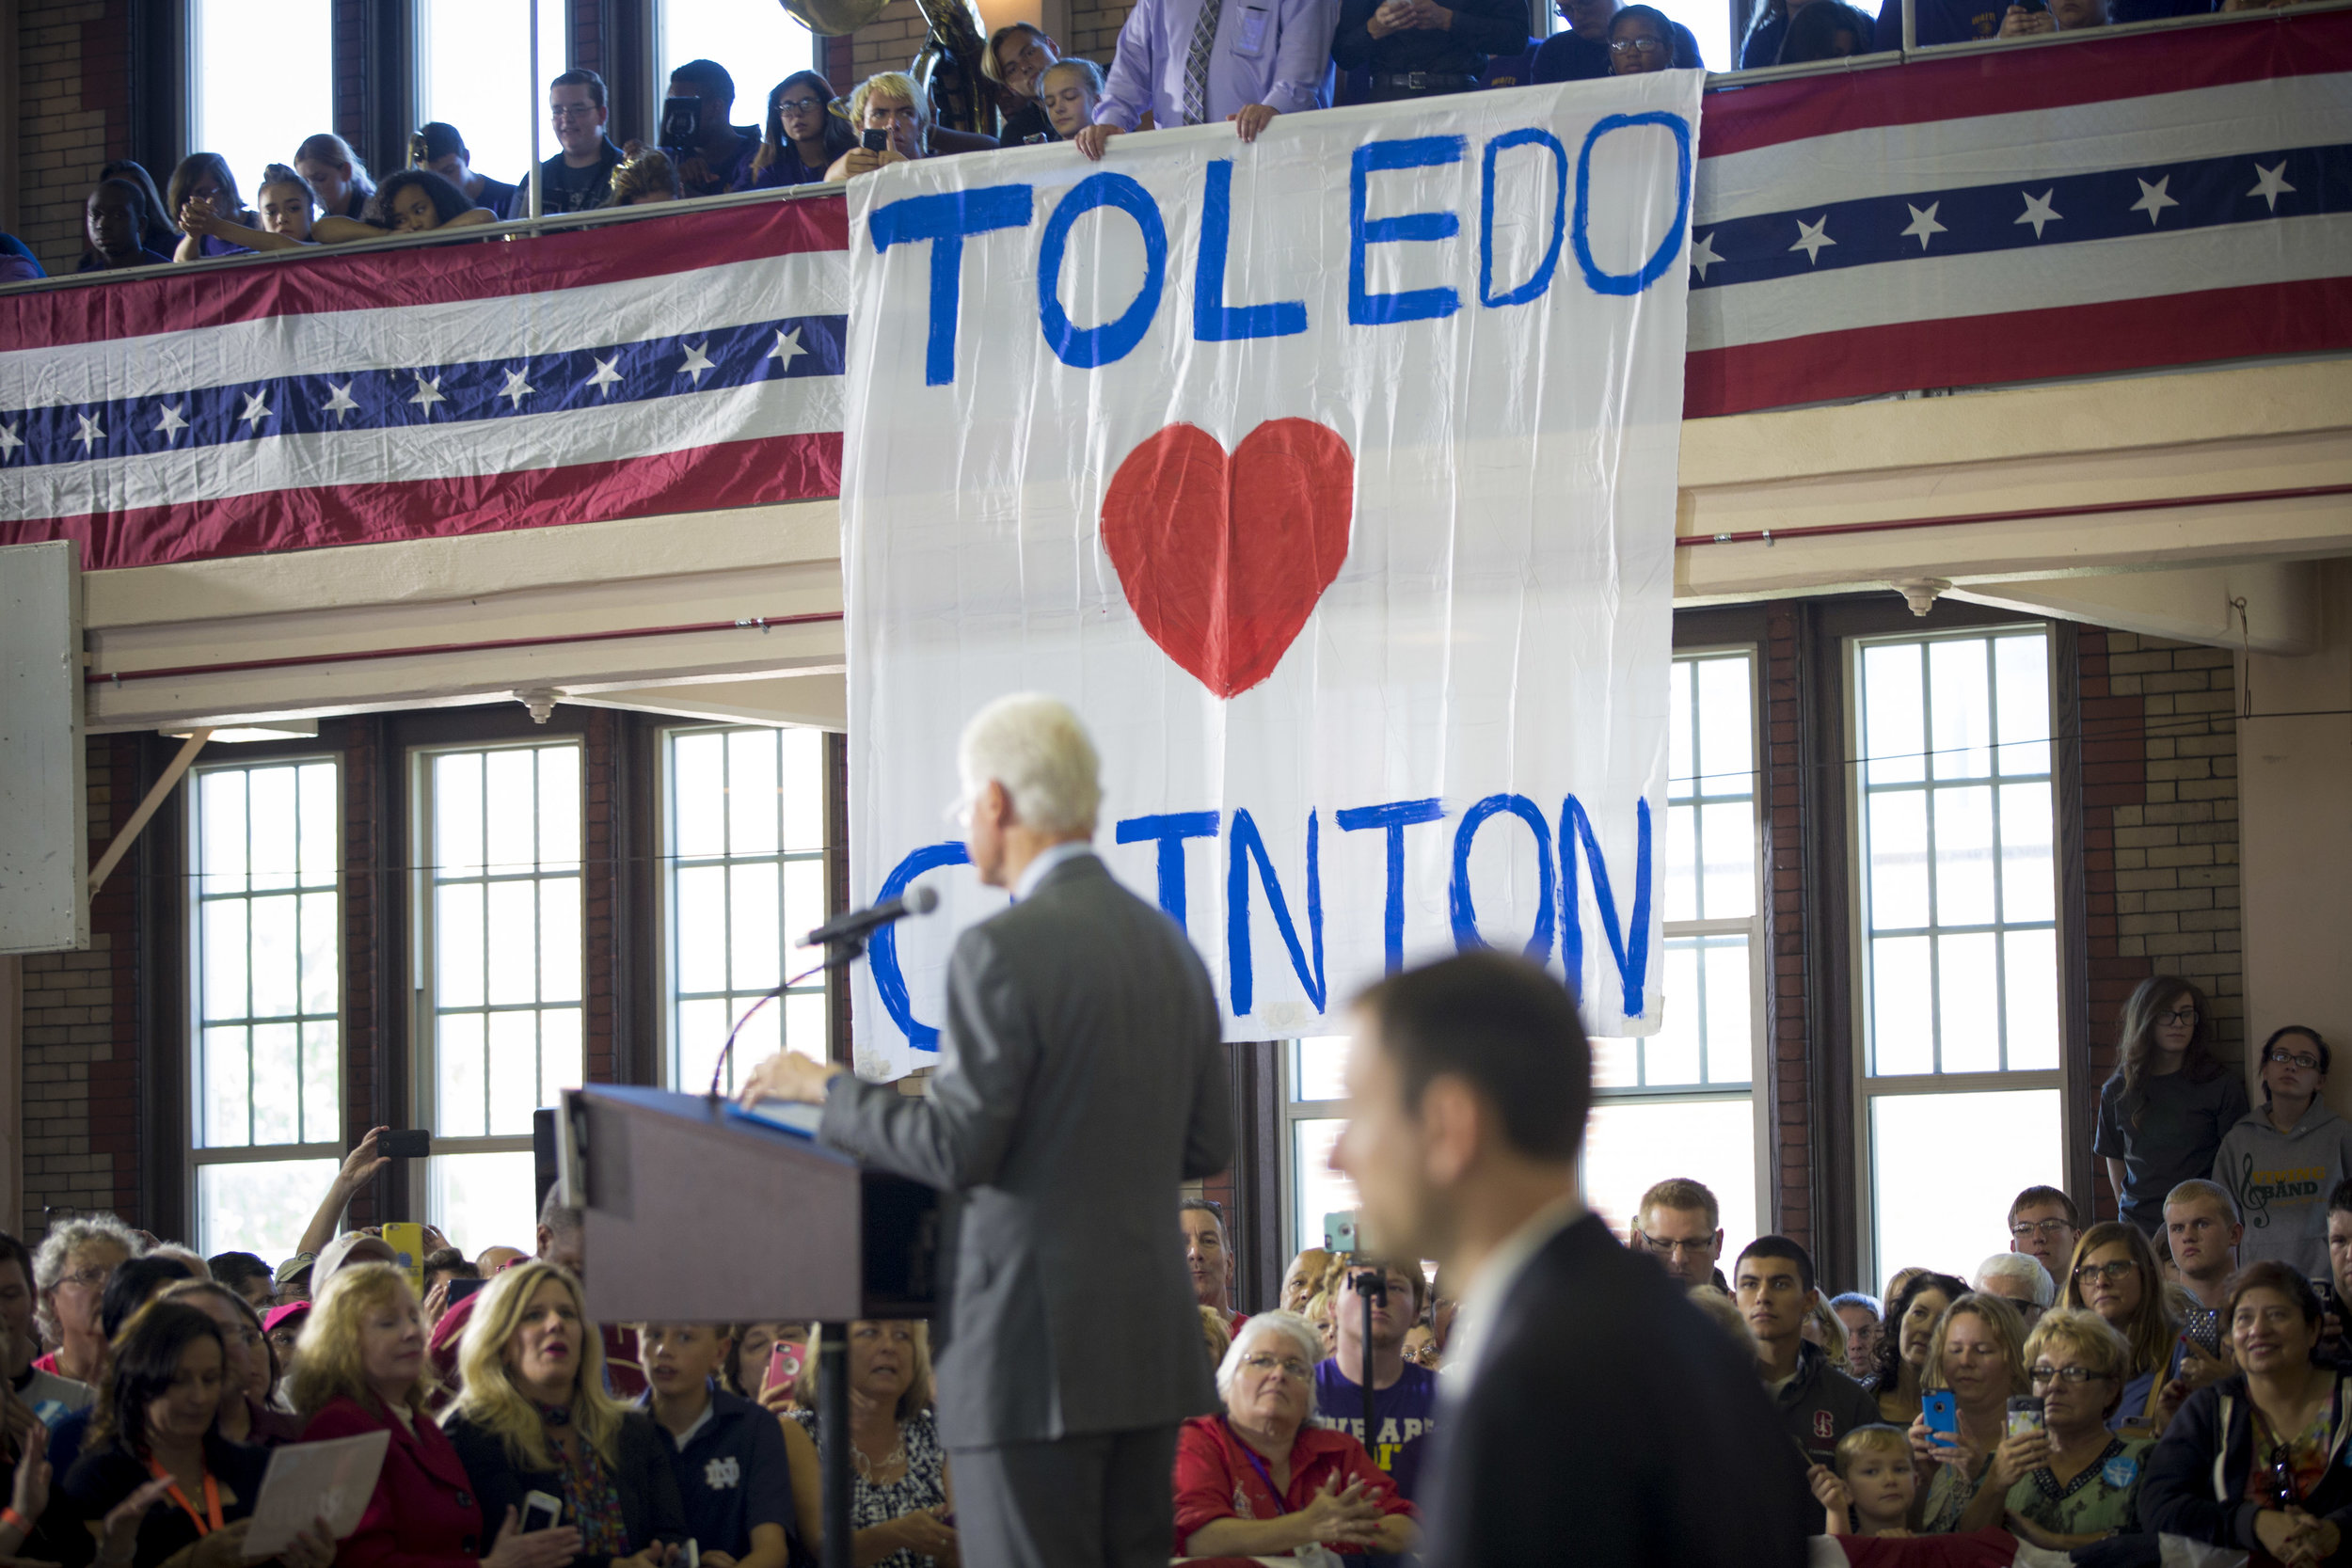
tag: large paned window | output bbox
[414,0,569,194]
[657,0,818,131]
[1582,648,1765,1263]
[414,743,583,1255]
[1854,626,2063,1288]
[190,0,333,209]
[188,759,342,1256]
[661,725,830,1092]
[1282,1037,1357,1257]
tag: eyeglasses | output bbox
[2010,1219,2074,1239]
[2268,1049,2323,1072]
[1240,1353,1312,1381]
[778,97,826,113]
[2074,1259,2139,1285]
[1608,35,1668,53]
[2030,1364,2111,1386]
[549,103,599,121]
[2159,1006,2199,1026]
[55,1266,110,1291]
[1632,1231,1713,1259]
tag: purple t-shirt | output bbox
[1312,1359,1440,1502]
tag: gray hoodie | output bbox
[2211,1101,2352,1276]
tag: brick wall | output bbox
[14,0,135,276]
[2079,630,2244,1220]
[16,736,143,1239]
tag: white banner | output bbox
[843,76,1702,1076]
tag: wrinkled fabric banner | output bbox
[843,75,1701,1075]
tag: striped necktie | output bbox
[1182,0,1221,125]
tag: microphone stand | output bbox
[709,925,893,1568]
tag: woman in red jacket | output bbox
[1172,1310,1417,1558]
[293,1263,581,1568]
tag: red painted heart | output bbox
[1099,419,1355,700]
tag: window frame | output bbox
[183,752,348,1252]
[655,721,834,1092]
[1584,640,1772,1248]
[405,735,589,1229]
[1844,620,2069,1291]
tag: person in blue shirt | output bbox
[421,123,521,219]
[743,73,856,190]
[1312,1261,1440,1505]
[638,1323,802,1568]
[78,182,173,272]
[663,60,762,199]
[1533,0,1702,81]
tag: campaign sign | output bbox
[842,74,1701,1075]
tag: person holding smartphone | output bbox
[295,1264,580,1568]
[822,75,927,183]
[1904,1294,2030,1533]
[1954,1308,2151,1546]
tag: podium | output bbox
[561,1085,941,1323]
[559,1084,942,1568]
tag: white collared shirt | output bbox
[1439,1192,1583,1398]
[1013,840,1096,901]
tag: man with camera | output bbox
[1316,1260,1440,1503]
[660,60,761,198]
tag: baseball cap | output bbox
[314,1231,400,1286]
[262,1301,311,1337]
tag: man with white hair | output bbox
[1972,1253,2053,1331]
[742,692,1233,1568]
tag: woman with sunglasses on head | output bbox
[2215,1029,2352,1279]
[2096,977,2249,1238]
[2141,1262,2352,1565]
[2058,1223,2179,1438]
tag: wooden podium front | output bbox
[562,1085,941,1324]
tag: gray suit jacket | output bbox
[818,850,1234,1448]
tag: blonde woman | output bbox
[295,1264,578,1568]
[781,1322,954,1568]
[1905,1293,2030,1533]
[442,1263,685,1568]
[823,73,927,182]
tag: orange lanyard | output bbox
[146,1458,223,1536]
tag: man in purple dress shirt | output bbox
[1074,0,1338,159]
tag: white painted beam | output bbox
[1952,560,2323,655]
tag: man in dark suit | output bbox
[1329,952,1810,1568]
[740,692,1233,1568]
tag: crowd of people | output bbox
[7,0,2316,286]
[1,970,2343,1563]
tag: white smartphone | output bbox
[521,1492,563,1533]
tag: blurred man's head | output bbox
[1331,954,1589,1266]
[549,70,611,160]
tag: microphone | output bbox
[801,884,938,950]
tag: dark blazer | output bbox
[55,1432,268,1568]
[1420,1214,1812,1568]
[444,1409,688,1568]
[2139,1371,2352,1555]
[304,1394,485,1568]
[818,849,1233,1447]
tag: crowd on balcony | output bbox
[0,0,2318,286]
[2,981,2349,1565]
